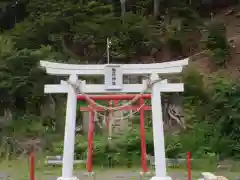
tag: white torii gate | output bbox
[40,58,189,180]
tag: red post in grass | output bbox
[187,152,192,180]
[105,101,111,132]
[29,151,35,180]
[139,97,148,173]
[86,109,95,172]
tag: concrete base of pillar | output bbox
[150,176,172,180]
[57,177,79,180]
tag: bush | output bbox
[211,48,230,67]
[206,21,231,67]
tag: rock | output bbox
[0,172,10,179]
[198,172,217,180]
[216,176,228,180]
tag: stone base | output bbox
[83,172,95,176]
[140,171,151,175]
[150,176,172,180]
[57,177,79,180]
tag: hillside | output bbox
[191,6,240,76]
[0,0,239,162]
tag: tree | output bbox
[0,35,63,114]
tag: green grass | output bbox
[0,158,238,180]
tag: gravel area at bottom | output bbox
[44,171,189,180]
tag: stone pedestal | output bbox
[150,176,172,180]
[57,177,79,180]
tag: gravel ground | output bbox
[0,167,238,180]
[44,171,189,180]
[0,170,238,180]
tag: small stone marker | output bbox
[0,172,10,180]
[216,176,228,180]
[198,172,217,180]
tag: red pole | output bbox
[86,110,95,172]
[114,100,118,106]
[29,151,35,180]
[77,94,151,101]
[187,152,192,180]
[139,98,148,173]
[108,101,113,135]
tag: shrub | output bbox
[206,21,231,67]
